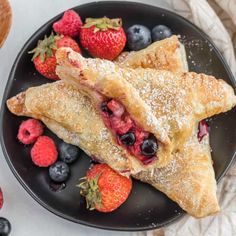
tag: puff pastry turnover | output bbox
[55,47,236,169]
[7,82,131,174]
[134,124,220,218]
[7,81,222,217]
[116,35,188,72]
[6,38,236,218]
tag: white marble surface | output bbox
[0,0,170,235]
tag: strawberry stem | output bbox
[78,175,102,210]
[28,32,61,62]
[82,17,122,32]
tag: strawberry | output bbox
[0,188,3,209]
[29,33,81,80]
[79,164,132,212]
[53,10,83,37]
[80,17,126,60]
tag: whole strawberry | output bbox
[80,17,126,60]
[79,164,132,212]
[29,33,81,80]
[53,10,83,37]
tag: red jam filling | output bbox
[101,99,158,165]
[197,120,209,142]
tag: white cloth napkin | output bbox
[149,0,236,235]
[167,0,236,77]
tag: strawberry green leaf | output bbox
[78,174,102,210]
[82,17,122,32]
[28,32,61,62]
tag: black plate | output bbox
[1,1,236,232]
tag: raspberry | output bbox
[17,119,44,144]
[0,188,3,209]
[53,10,83,37]
[31,136,58,167]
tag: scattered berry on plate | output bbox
[126,24,152,51]
[53,9,83,37]
[58,142,80,164]
[151,25,172,41]
[80,17,126,60]
[0,217,11,236]
[49,161,70,183]
[0,188,3,209]
[28,33,81,80]
[17,119,43,145]
[31,136,58,167]
[79,164,132,212]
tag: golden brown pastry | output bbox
[115,35,188,72]
[6,83,131,174]
[6,37,191,174]
[56,58,172,170]
[6,37,236,218]
[7,82,221,218]
[55,47,236,168]
[134,123,220,218]
[114,40,220,217]
[115,40,219,217]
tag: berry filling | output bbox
[198,120,209,142]
[100,100,158,164]
[119,132,136,146]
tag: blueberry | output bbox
[126,24,152,51]
[100,101,113,115]
[151,25,172,41]
[141,135,158,157]
[49,161,70,183]
[59,142,80,164]
[0,217,11,236]
[119,132,136,146]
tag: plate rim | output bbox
[0,0,236,231]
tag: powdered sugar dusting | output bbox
[65,48,235,166]
[133,123,216,217]
[122,68,195,142]
[25,81,132,173]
